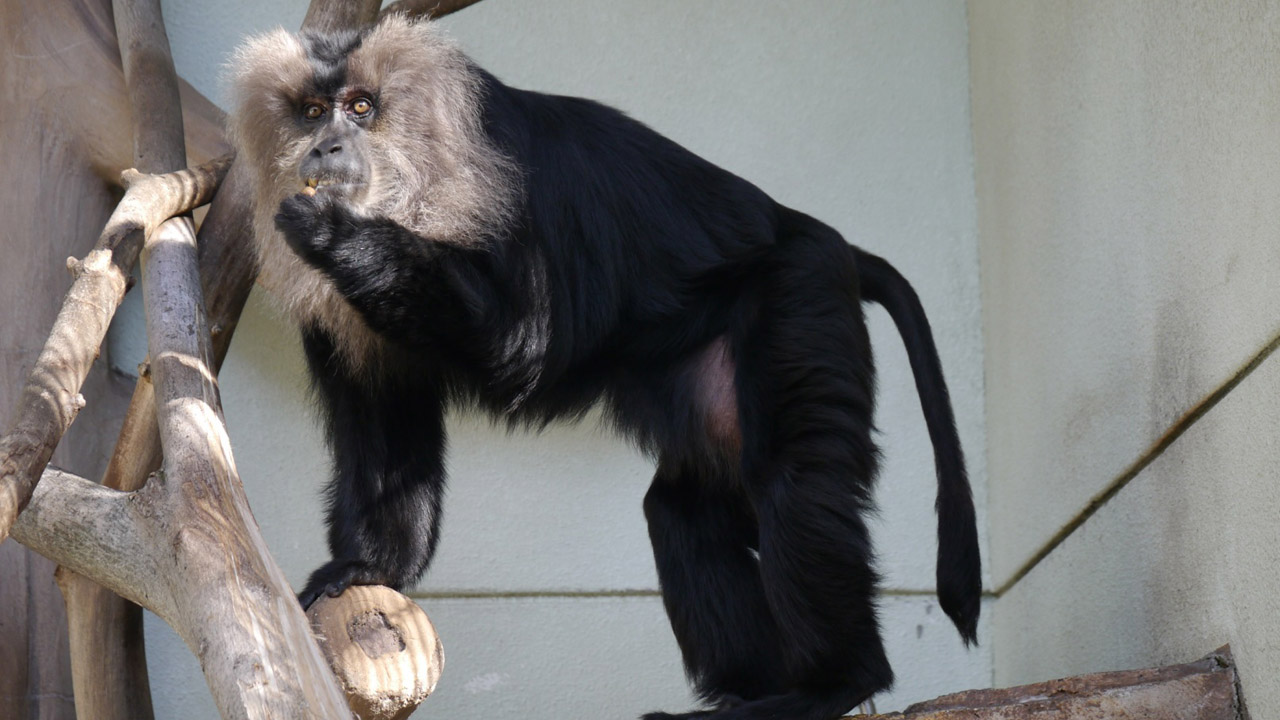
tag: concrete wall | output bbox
[969,1,1280,716]
[106,0,990,716]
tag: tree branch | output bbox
[48,1,232,716]
[0,155,230,544]
[380,0,486,21]
[12,470,161,613]
[138,209,351,719]
[14,1,436,717]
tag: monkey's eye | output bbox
[350,97,374,117]
[303,103,326,121]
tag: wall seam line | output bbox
[991,329,1280,599]
[407,588,996,600]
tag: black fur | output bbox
[277,37,980,720]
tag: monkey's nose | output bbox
[311,142,343,158]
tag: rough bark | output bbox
[0,31,229,547]
[51,0,374,717]
[8,0,480,716]
[13,204,355,718]
[46,0,233,714]
[51,0,382,715]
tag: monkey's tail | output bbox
[853,246,981,646]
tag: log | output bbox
[54,0,377,716]
[10,0,486,715]
[9,0,373,715]
[849,646,1242,719]
[15,214,355,718]
[309,586,445,720]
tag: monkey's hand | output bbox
[297,557,387,609]
[273,191,478,347]
[274,190,357,269]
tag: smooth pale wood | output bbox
[52,154,231,720]
[59,0,374,713]
[142,198,350,719]
[55,568,156,720]
[64,0,357,716]
[308,587,445,720]
[0,29,232,545]
[8,1,443,716]
[20,221,356,719]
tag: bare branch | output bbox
[380,0,486,21]
[0,155,230,544]
[304,0,381,34]
[48,1,230,715]
[91,158,252,499]
[113,0,186,173]
[11,469,162,612]
[136,214,350,719]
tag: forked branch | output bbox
[0,155,230,544]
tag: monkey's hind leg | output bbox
[642,467,789,717]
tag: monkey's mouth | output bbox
[301,176,367,198]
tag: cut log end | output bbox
[307,586,444,720]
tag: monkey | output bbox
[226,15,980,720]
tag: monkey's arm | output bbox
[276,192,494,348]
[298,326,448,608]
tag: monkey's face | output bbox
[224,16,519,366]
[227,17,516,244]
[226,27,393,214]
[294,94,376,204]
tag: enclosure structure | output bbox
[969,2,1280,714]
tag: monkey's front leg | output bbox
[275,191,491,348]
[297,327,448,609]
